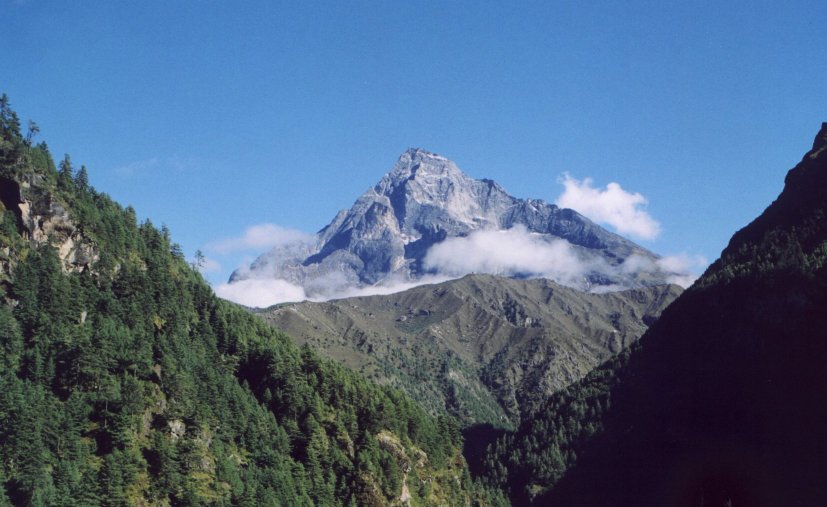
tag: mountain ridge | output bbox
[259,273,682,427]
[231,148,678,302]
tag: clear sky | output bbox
[3,0,826,287]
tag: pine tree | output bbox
[57,154,74,191]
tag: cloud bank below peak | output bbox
[213,272,455,308]
[213,225,706,309]
[423,226,599,287]
[214,278,309,308]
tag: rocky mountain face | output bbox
[0,171,98,281]
[479,123,827,506]
[232,149,676,298]
[259,274,682,427]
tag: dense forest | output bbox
[0,96,507,506]
[475,123,827,505]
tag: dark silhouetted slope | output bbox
[480,123,827,506]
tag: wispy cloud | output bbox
[555,173,661,240]
[306,273,454,302]
[621,252,708,288]
[114,156,199,177]
[656,253,708,287]
[191,256,221,274]
[333,276,454,299]
[208,224,314,254]
[422,226,707,290]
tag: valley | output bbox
[1,91,826,506]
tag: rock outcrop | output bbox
[0,172,98,279]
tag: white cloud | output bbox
[656,253,708,287]
[214,278,307,308]
[662,273,698,288]
[192,256,221,274]
[423,225,595,287]
[655,253,707,274]
[208,224,314,254]
[212,224,710,307]
[620,252,708,288]
[618,253,654,274]
[555,174,661,240]
[214,272,453,308]
[309,274,455,302]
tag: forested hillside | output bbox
[0,96,504,506]
[477,123,827,505]
[260,276,680,428]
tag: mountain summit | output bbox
[231,149,677,302]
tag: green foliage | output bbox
[475,349,628,504]
[0,94,24,177]
[0,97,482,506]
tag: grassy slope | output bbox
[260,275,681,428]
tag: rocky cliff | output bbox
[0,171,98,283]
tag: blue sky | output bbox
[3,0,826,287]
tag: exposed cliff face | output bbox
[232,149,674,299]
[0,172,98,280]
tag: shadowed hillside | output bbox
[479,123,827,506]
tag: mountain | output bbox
[231,148,679,300]
[0,97,499,506]
[259,274,681,428]
[478,123,827,506]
